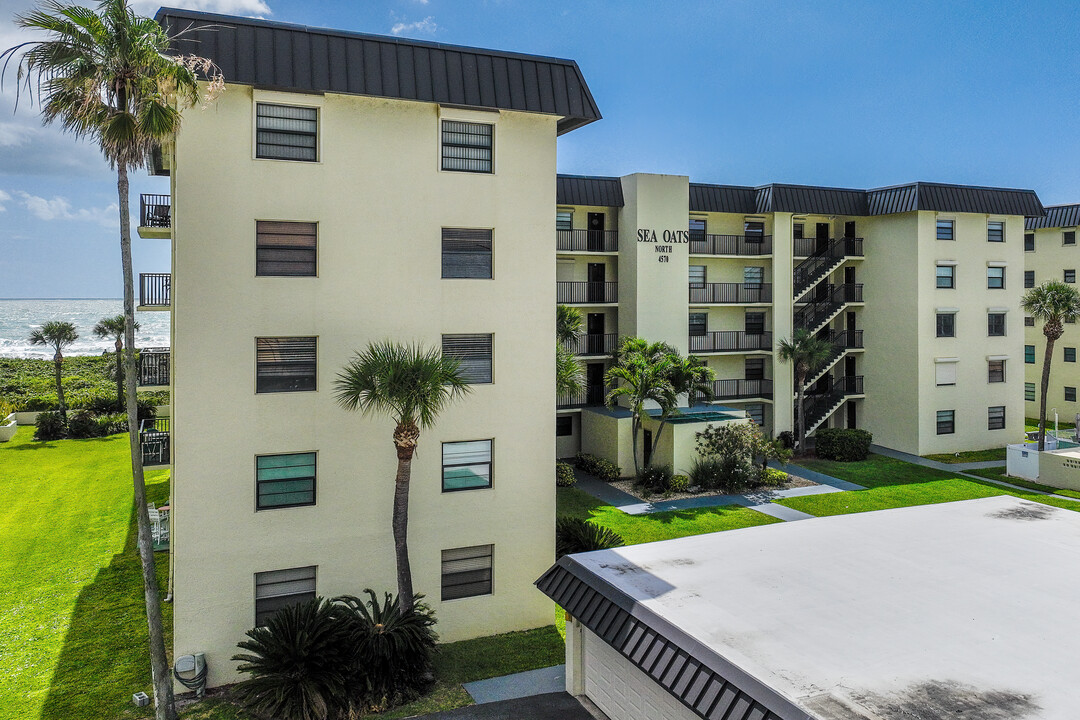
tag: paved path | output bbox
[463,665,565,704]
[746,502,817,522]
[417,692,593,719]
[869,444,1005,472]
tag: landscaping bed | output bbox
[0,356,168,412]
[609,471,817,502]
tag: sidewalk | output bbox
[869,444,1005,472]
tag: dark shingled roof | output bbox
[1027,203,1080,230]
[536,557,804,720]
[156,8,601,135]
[867,182,1044,217]
[557,175,624,206]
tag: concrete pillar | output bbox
[565,614,586,696]
[772,212,794,434]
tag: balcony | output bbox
[557,281,618,304]
[138,348,170,388]
[689,234,772,256]
[704,378,774,401]
[563,333,618,356]
[689,283,772,304]
[138,194,171,239]
[557,383,614,409]
[140,417,170,466]
[557,229,619,253]
[688,331,772,354]
[138,273,170,310]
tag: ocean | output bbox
[0,299,171,359]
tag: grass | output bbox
[1026,417,1076,432]
[0,355,168,412]
[922,448,1007,464]
[964,467,1080,500]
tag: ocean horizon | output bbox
[0,299,170,359]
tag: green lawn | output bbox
[964,467,1080,500]
[1026,417,1076,432]
[922,448,1007,464]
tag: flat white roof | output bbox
[573,497,1079,719]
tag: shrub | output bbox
[815,428,873,462]
[688,455,757,494]
[33,411,66,441]
[555,461,576,487]
[95,412,129,436]
[66,410,104,439]
[232,597,354,720]
[635,463,673,495]
[778,430,795,450]
[669,474,690,493]
[573,452,621,481]
[80,395,123,414]
[759,467,788,487]
[555,517,624,558]
[136,398,157,423]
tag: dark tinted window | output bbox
[442,121,493,173]
[256,337,317,393]
[256,104,317,161]
[442,334,493,383]
[256,221,317,276]
[442,228,493,279]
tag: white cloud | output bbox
[16,191,118,228]
[129,0,272,17]
[0,189,10,212]
[391,16,437,36]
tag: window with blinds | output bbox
[988,360,1005,383]
[936,410,955,435]
[688,313,707,337]
[745,403,765,426]
[442,334,492,384]
[936,313,955,338]
[442,440,493,491]
[255,566,316,626]
[689,265,706,287]
[987,313,1006,337]
[744,220,765,241]
[745,357,765,380]
[1024,233,1035,251]
[988,406,1005,430]
[689,217,706,243]
[987,221,1004,243]
[442,228,493,279]
[441,545,493,600]
[1066,230,1077,246]
[936,220,954,241]
[1067,387,1077,402]
[256,453,316,509]
[1024,270,1035,288]
[743,266,765,285]
[745,311,766,335]
[441,120,493,173]
[1025,382,1036,401]
[256,337,317,393]
[256,221,317,276]
[556,210,573,231]
[256,104,318,161]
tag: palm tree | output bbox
[777,329,833,453]
[647,353,715,460]
[334,342,470,608]
[3,5,219,716]
[605,338,676,476]
[556,304,583,346]
[555,305,586,401]
[1022,281,1080,450]
[28,320,77,418]
[94,313,139,409]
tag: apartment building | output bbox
[555,176,1042,459]
[1024,204,1080,423]
[138,9,600,688]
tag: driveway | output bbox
[416,692,596,719]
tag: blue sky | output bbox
[2,0,1079,297]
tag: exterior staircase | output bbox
[796,375,865,441]
[794,283,863,335]
[793,236,864,299]
[804,329,864,388]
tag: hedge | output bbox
[814,428,873,462]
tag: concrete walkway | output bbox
[746,502,817,522]
[463,665,565,704]
[418,692,593,719]
[869,444,1005,472]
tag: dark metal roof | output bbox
[536,557,808,720]
[757,184,868,216]
[867,182,1044,218]
[1026,203,1080,229]
[557,175,624,206]
[156,8,601,135]
[689,183,757,214]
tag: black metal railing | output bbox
[689,234,772,256]
[563,333,618,356]
[138,348,170,387]
[140,417,170,466]
[689,282,772,304]
[140,194,171,228]
[556,229,619,253]
[139,273,171,307]
[793,237,865,296]
[799,375,865,435]
[688,331,772,353]
[793,236,864,258]
[703,378,774,401]
[557,281,618,304]
[557,383,615,408]
[794,284,863,332]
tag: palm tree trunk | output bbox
[54,352,66,419]
[796,381,806,455]
[119,163,176,720]
[392,439,416,608]
[650,418,667,459]
[1039,336,1056,452]
[630,413,641,477]
[116,338,125,409]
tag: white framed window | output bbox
[987,221,1005,243]
[556,210,573,232]
[988,406,1006,430]
[442,440,493,492]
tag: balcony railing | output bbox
[556,229,619,253]
[139,273,170,307]
[793,236,864,258]
[138,348,170,387]
[703,378,774,401]
[140,417,170,466]
[793,237,865,297]
[140,194,171,228]
[557,281,618,304]
[563,333,618,356]
[799,375,865,438]
[689,282,772,304]
[794,283,863,332]
[557,383,614,408]
[688,331,772,354]
[689,234,772,256]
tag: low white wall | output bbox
[0,414,16,442]
[13,411,42,425]
[1006,444,1040,481]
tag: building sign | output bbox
[637,228,689,263]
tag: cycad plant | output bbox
[28,320,77,418]
[93,313,139,409]
[777,329,833,453]
[555,516,624,558]
[1022,281,1080,450]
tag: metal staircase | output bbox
[793,237,864,299]
[794,283,863,335]
[804,329,864,388]
[797,375,865,439]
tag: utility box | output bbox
[132,692,150,707]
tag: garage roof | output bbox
[537,497,1079,720]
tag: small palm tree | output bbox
[94,314,139,409]
[647,353,715,460]
[556,304,583,346]
[28,320,77,418]
[555,305,585,400]
[335,342,470,608]
[777,329,833,453]
[605,340,676,476]
[1022,281,1080,450]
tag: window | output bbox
[1024,270,1035,288]
[256,221,317,277]
[556,415,573,437]
[255,566,316,626]
[743,266,765,285]
[745,403,765,426]
[441,545,493,600]
[793,223,805,239]
[442,334,493,384]
[689,265,707,287]
[745,311,766,335]
[1025,316,1035,327]
[987,267,1005,289]
[256,337,317,393]
[987,313,1006,337]
[936,265,955,289]
[689,217,706,243]
[744,220,765,242]
[935,361,957,386]
[745,357,765,380]
[688,312,707,336]
[1025,345,1036,364]
[936,410,955,435]
[988,360,1005,383]
[1025,233,1035,251]
[256,453,316,510]
[988,406,1006,430]
[1066,347,1077,363]
[556,210,573,232]
[442,440,493,491]
[256,103,317,162]
[1067,387,1078,402]
[1025,382,1036,402]
[1066,269,1076,284]
[936,313,955,338]
[1066,230,1077,246]
[441,120,493,173]
[442,228,493,279]
[936,220,954,241]
[987,221,1004,243]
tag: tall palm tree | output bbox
[648,353,715,459]
[28,320,77,418]
[3,4,218,716]
[1022,281,1080,450]
[777,329,833,453]
[94,313,139,409]
[605,339,676,476]
[335,342,470,608]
